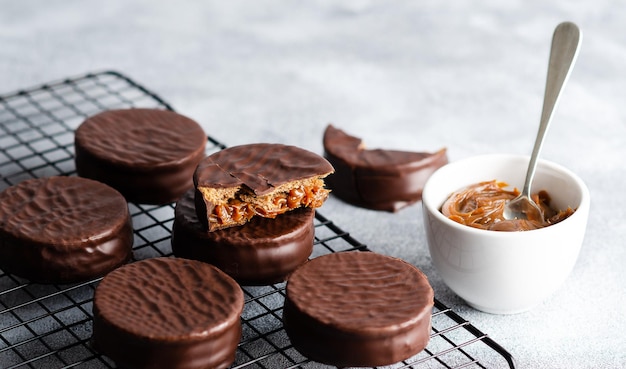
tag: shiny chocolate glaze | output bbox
[92,257,244,369]
[74,108,207,205]
[283,251,434,367]
[0,176,132,284]
[323,124,448,212]
[194,143,334,196]
[172,189,314,285]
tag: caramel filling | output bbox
[208,182,329,227]
[441,180,574,231]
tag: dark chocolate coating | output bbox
[194,143,333,228]
[74,108,207,205]
[172,189,314,285]
[193,143,334,196]
[0,176,132,284]
[92,257,244,369]
[323,124,448,212]
[283,251,434,367]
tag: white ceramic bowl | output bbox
[421,154,590,314]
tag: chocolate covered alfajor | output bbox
[193,143,333,231]
[323,124,447,212]
[283,251,434,367]
[74,108,206,205]
[172,188,314,285]
[0,176,132,284]
[92,257,244,369]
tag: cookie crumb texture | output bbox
[194,143,333,231]
[172,189,315,285]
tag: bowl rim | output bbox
[422,153,590,237]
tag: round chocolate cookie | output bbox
[172,188,315,285]
[74,108,207,205]
[283,251,434,367]
[323,124,448,212]
[92,257,244,369]
[0,176,132,284]
[194,143,333,231]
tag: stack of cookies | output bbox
[172,142,335,285]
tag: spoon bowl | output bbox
[503,21,582,221]
[422,154,590,314]
[502,194,544,221]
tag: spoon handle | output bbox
[522,22,582,196]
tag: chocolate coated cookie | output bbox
[0,176,132,283]
[172,188,314,285]
[75,108,206,204]
[323,124,447,211]
[92,257,244,369]
[194,143,333,231]
[283,251,434,367]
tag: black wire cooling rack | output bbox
[0,71,516,369]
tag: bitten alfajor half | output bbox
[193,143,333,231]
[74,108,207,205]
[0,176,132,284]
[92,257,244,369]
[172,188,315,285]
[323,124,448,212]
[283,251,434,367]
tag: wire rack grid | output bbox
[0,71,516,369]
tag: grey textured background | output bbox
[1,1,625,368]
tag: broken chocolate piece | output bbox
[323,124,448,212]
[193,143,333,231]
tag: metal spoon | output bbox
[503,22,582,221]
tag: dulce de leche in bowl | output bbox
[441,179,575,231]
[421,154,590,314]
